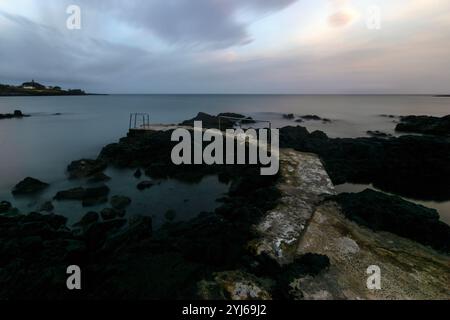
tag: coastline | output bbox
[1,111,449,299]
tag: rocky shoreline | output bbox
[1,112,449,299]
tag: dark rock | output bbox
[87,172,111,183]
[82,196,108,207]
[396,115,450,136]
[39,201,54,212]
[180,112,234,130]
[0,110,29,119]
[12,177,49,195]
[0,201,12,214]
[165,209,177,221]
[279,125,450,201]
[133,169,142,178]
[67,159,107,179]
[110,195,131,210]
[100,208,122,220]
[380,114,398,119]
[295,119,303,123]
[283,113,295,120]
[333,189,450,253]
[73,211,99,228]
[84,219,127,250]
[54,187,86,200]
[13,110,23,117]
[54,185,110,207]
[367,130,392,138]
[137,181,154,191]
[217,113,256,124]
[300,115,322,121]
[101,215,153,254]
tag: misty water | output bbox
[1,94,449,225]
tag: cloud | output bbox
[328,11,355,27]
[74,0,298,49]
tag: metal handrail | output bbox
[129,113,150,130]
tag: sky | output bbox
[0,0,449,94]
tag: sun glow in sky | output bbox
[0,0,449,93]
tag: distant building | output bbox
[21,80,45,90]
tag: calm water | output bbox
[1,95,449,225]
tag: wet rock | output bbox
[73,211,99,228]
[333,189,450,253]
[165,209,176,221]
[180,112,235,130]
[12,177,49,195]
[0,110,30,119]
[367,130,392,138]
[137,181,154,191]
[54,185,110,207]
[133,169,142,178]
[39,201,54,212]
[87,172,111,183]
[100,208,125,220]
[197,270,272,300]
[380,114,399,119]
[54,187,85,200]
[84,219,127,250]
[283,113,295,120]
[300,115,322,121]
[0,201,12,214]
[279,125,450,201]
[110,195,131,210]
[82,196,108,207]
[396,115,450,136]
[67,159,107,179]
[218,113,256,124]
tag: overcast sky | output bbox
[0,0,449,94]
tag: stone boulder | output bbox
[54,185,110,207]
[333,189,450,253]
[396,115,450,136]
[67,159,107,179]
[110,195,131,210]
[12,177,49,195]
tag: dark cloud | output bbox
[80,0,298,48]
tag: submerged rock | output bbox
[137,181,154,191]
[0,110,30,119]
[218,113,256,124]
[54,185,110,207]
[12,177,49,195]
[0,201,12,213]
[110,195,131,210]
[367,130,392,138]
[396,115,450,136]
[67,159,107,179]
[300,115,321,121]
[87,172,111,183]
[333,189,450,253]
[180,112,235,129]
[133,169,142,178]
[101,208,125,220]
[165,209,177,221]
[39,201,54,212]
[283,113,295,120]
[73,211,99,228]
